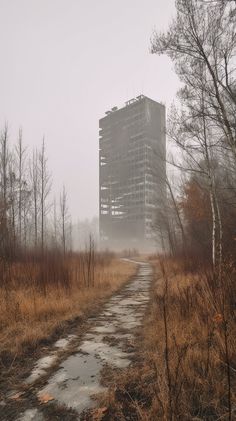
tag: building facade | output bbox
[99,95,166,250]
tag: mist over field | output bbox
[0,0,178,223]
[1,1,236,420]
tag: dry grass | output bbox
[97,258,236,421]
[0,255,136,360]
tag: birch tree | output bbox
[15,128,27,246]
[0,125,10,258]
[38,140,51,254]
[151,0,236,271]
[60,185,69,256]
[30,149,39,248]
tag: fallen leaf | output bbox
[38,393,54,404]
[213,313,223,324]
[9,392,24,401]
[91,407,108,421]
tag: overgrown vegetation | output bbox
[84,1,236,420]
[2,1,236,419]
[0,251,135,362]
[0,125,136,367]
[93,256,236,420]
[152,0,236,270]
[148,3,236,415]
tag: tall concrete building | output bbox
[99,95,166,250]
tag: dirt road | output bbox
[4,260,152,421]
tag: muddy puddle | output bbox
[18,261,152,420]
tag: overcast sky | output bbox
[0,0,179,222]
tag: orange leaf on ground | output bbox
[9,392,24,400]
[38,393,54,404]
[91,407,108,420]
[213,313,223,324]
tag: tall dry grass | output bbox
[99,258,236,421]
[0,251,136,361]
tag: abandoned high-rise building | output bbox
[99,95,166,250]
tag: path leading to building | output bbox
[7,260,152,421]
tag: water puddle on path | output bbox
[19,262,152,420]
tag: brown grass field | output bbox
[94,256,236,421]
[0,254,136,362]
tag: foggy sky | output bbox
[0,0,179,222]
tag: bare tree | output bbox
[52,197,58,248]
[30,149,39,249]
[151,0,236,158]
[151,1,236,271]
[60,185,69,256]
[38,139,52,254]
[0,124,10,258]
[15,128,27,246]
[8,159,17,253]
